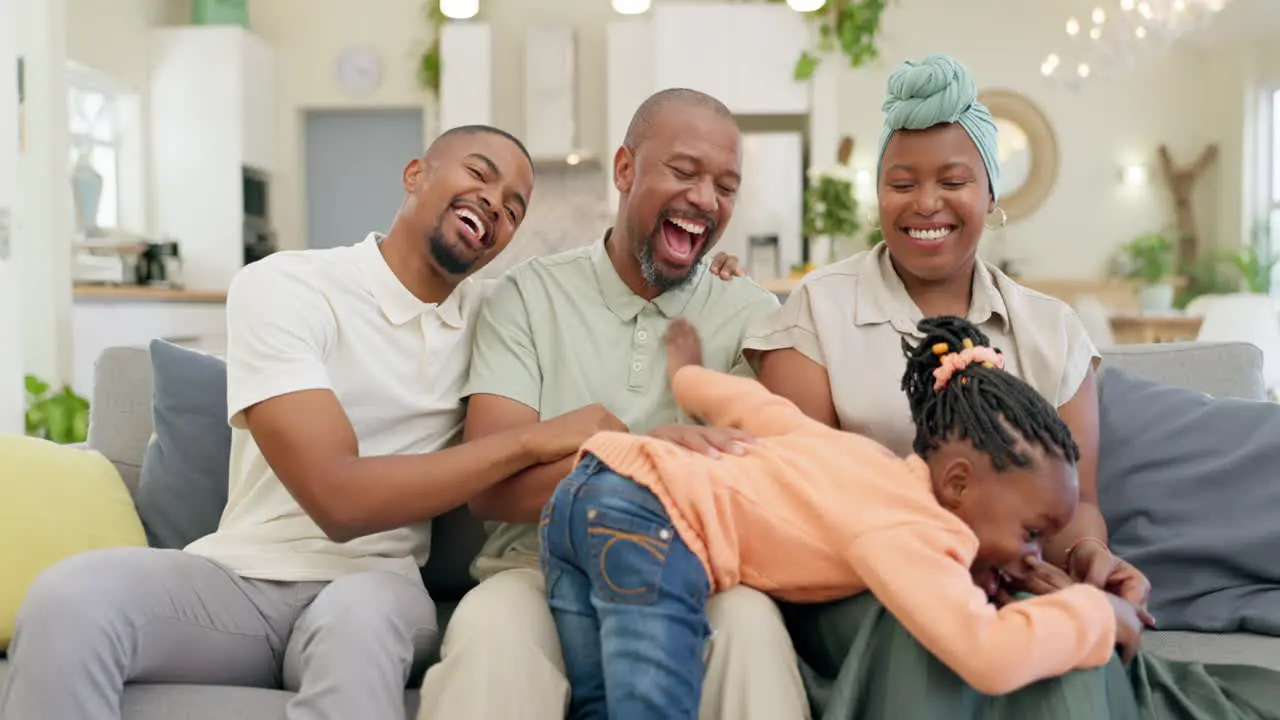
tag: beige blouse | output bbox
[742,244,1099,457]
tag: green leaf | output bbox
[794,52,819,81]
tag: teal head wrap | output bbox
[876,54,1000,201]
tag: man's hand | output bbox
[524,403,628,464]
[665,317,704,381]
[1069,542,1155,627]
[709,252,746,281]
[647,424,755,458]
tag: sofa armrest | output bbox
[1099,341,1266,401]
[85,346,154,496]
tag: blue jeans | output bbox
[539,454,712,720]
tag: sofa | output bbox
[2,340,1279,719]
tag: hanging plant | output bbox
[416,2,449,95]
[769,0,891,81]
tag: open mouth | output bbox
[659,216,709,263]
[901,225,957,245]
[452,204,493,250]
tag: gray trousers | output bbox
[0,546,439,720]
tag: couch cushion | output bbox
[134,340,231,549]
[0,436,147,650]
[1098,367,1280,636]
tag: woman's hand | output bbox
[1069,542,1156,628]
[709,252,746,281]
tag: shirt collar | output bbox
[591,230,704,322]
[359,233,465,328]
[854,242,1009,336]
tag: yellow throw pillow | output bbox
[0,435,147,650]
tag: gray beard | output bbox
[636,233,701,295]
[428,224,475,276]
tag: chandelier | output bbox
[1040,0,1231,82]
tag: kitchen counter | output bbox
[73,284,227,304]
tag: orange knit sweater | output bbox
[578,365,1117,696]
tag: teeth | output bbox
[454,208,486,242]
[906,227,953,241]
[669,217,706,235]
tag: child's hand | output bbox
[664,317,704,380]
[1107,594,1143,664]
[1010,556,1075,596]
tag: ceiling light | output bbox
[440,0,478,20]
[786,0,828,11]
[612,0,651,15]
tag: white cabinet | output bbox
[150,27,277,292]
[649,3,810,116]
[439,23,492,131]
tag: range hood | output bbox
[524,24,594,166]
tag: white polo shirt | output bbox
[184,233,485,582]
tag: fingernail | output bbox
[706,448,721,458]
[729,443,746,455]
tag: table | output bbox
[1109,313,1203,344]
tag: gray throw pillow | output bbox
[134,339,230,549]
[1098,367,1280,635]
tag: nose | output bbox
[686,177,717,214]
[477,192,501,222]
[912,183,944,215]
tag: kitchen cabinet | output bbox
[150,26,277,292]
[439,23,492,131]
[649,3,810,116]
[72,294,227,401]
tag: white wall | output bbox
[0,0,23,433]
[61,0,1275,278]
[827,0,1240,279]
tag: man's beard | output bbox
[634,222,712,294]
[427,223,476,276]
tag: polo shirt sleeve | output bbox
[462,273,542,412]
[223,261,337,429]
[1057,307,1102,406]
[739,284,826,368]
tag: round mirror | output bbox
[978,90,1059,222]
[994,118,1031,197]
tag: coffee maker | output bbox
[135,240,184,288]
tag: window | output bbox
[68,82,120,231]
[1270,87,1279,255]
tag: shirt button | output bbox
[637,330,648,341]
[658,528,673,540]
[632,361,643,371]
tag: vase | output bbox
[70,149,103,234]
[1138,283,1174,313]
[810,234,836,265]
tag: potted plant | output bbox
[1118,231,1176,313]
[1230,224,1277,295]
[25,374,90,444]
[803,165,862,266]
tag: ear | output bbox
[614,145,635,195]
[403,156,426,194]
[986,195,997,215]
[935,457,973,511]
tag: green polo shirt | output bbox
[462,232,781,579]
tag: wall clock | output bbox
[335,46,382,95]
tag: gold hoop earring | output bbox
[984,206,1008,231]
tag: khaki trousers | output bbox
[416,567,809,719]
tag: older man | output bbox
[417,90,809,720]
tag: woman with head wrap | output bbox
[746,52,1150,611]
[739,54,1167,717]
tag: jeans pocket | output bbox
[585,499,675,606]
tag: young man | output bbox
[0,126,618,720]
[417,90,810,720]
